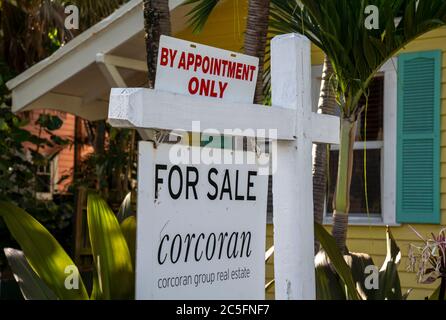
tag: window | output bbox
[36,156,58,200]
[323,59,398,225]
[326,76,384,217]
[36,163,52,193]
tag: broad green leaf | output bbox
[0,201,88,300]
[315,252,347,300]
[90,258,102,300]
[345,252,375,299]
[120,216,136,267]
[117,192,133,223]
[120,216,136,300]
[87,193,133,299]
[89,248,105,301]
[36,114,63,131]
[182,0,220,33]
[314,222,360,300]
[4,248,58,300]
[374,227,404,300]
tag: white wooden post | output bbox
[271,34,316,300]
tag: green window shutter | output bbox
[397,50,441,224]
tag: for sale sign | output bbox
[136,142,269,299]
[155,36,259,103]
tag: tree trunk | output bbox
[244,0,269,104]
[332,115,357,254]
[313,56,337,254]
[143,0,171,88]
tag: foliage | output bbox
[0,0,134,273]
[407,227,446,300]
[73,125,137,205]
[314,223,360,300]
[1,192,136,300]
[314,223,410,300]
[3,248,58,300]
[120,215,136,267]
[182,0,220,33]
[117,191,133,223]
[87,193,133,299]
[0,0,132,73]
[0,201,88,299]
[0,96,73,269]
[270,0,446,117]
[0,0,67,73]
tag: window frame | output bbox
[36,155,59,200]
[322,58,399,226]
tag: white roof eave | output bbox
[7,0,144,90]
[6,0,184,120]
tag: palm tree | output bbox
[313,56,336,254]
[244,0,270,103]
[270,0,446,253]
[143,0,171,88]
[182,0,270,104]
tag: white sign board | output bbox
[155,35,259,103]
[136,142,269,299]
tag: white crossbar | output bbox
[108,88,339,143]
[108,88,296,139]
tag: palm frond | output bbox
[181,0,221,33]
[269,0,446,115]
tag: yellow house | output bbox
[7,0,445,300]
